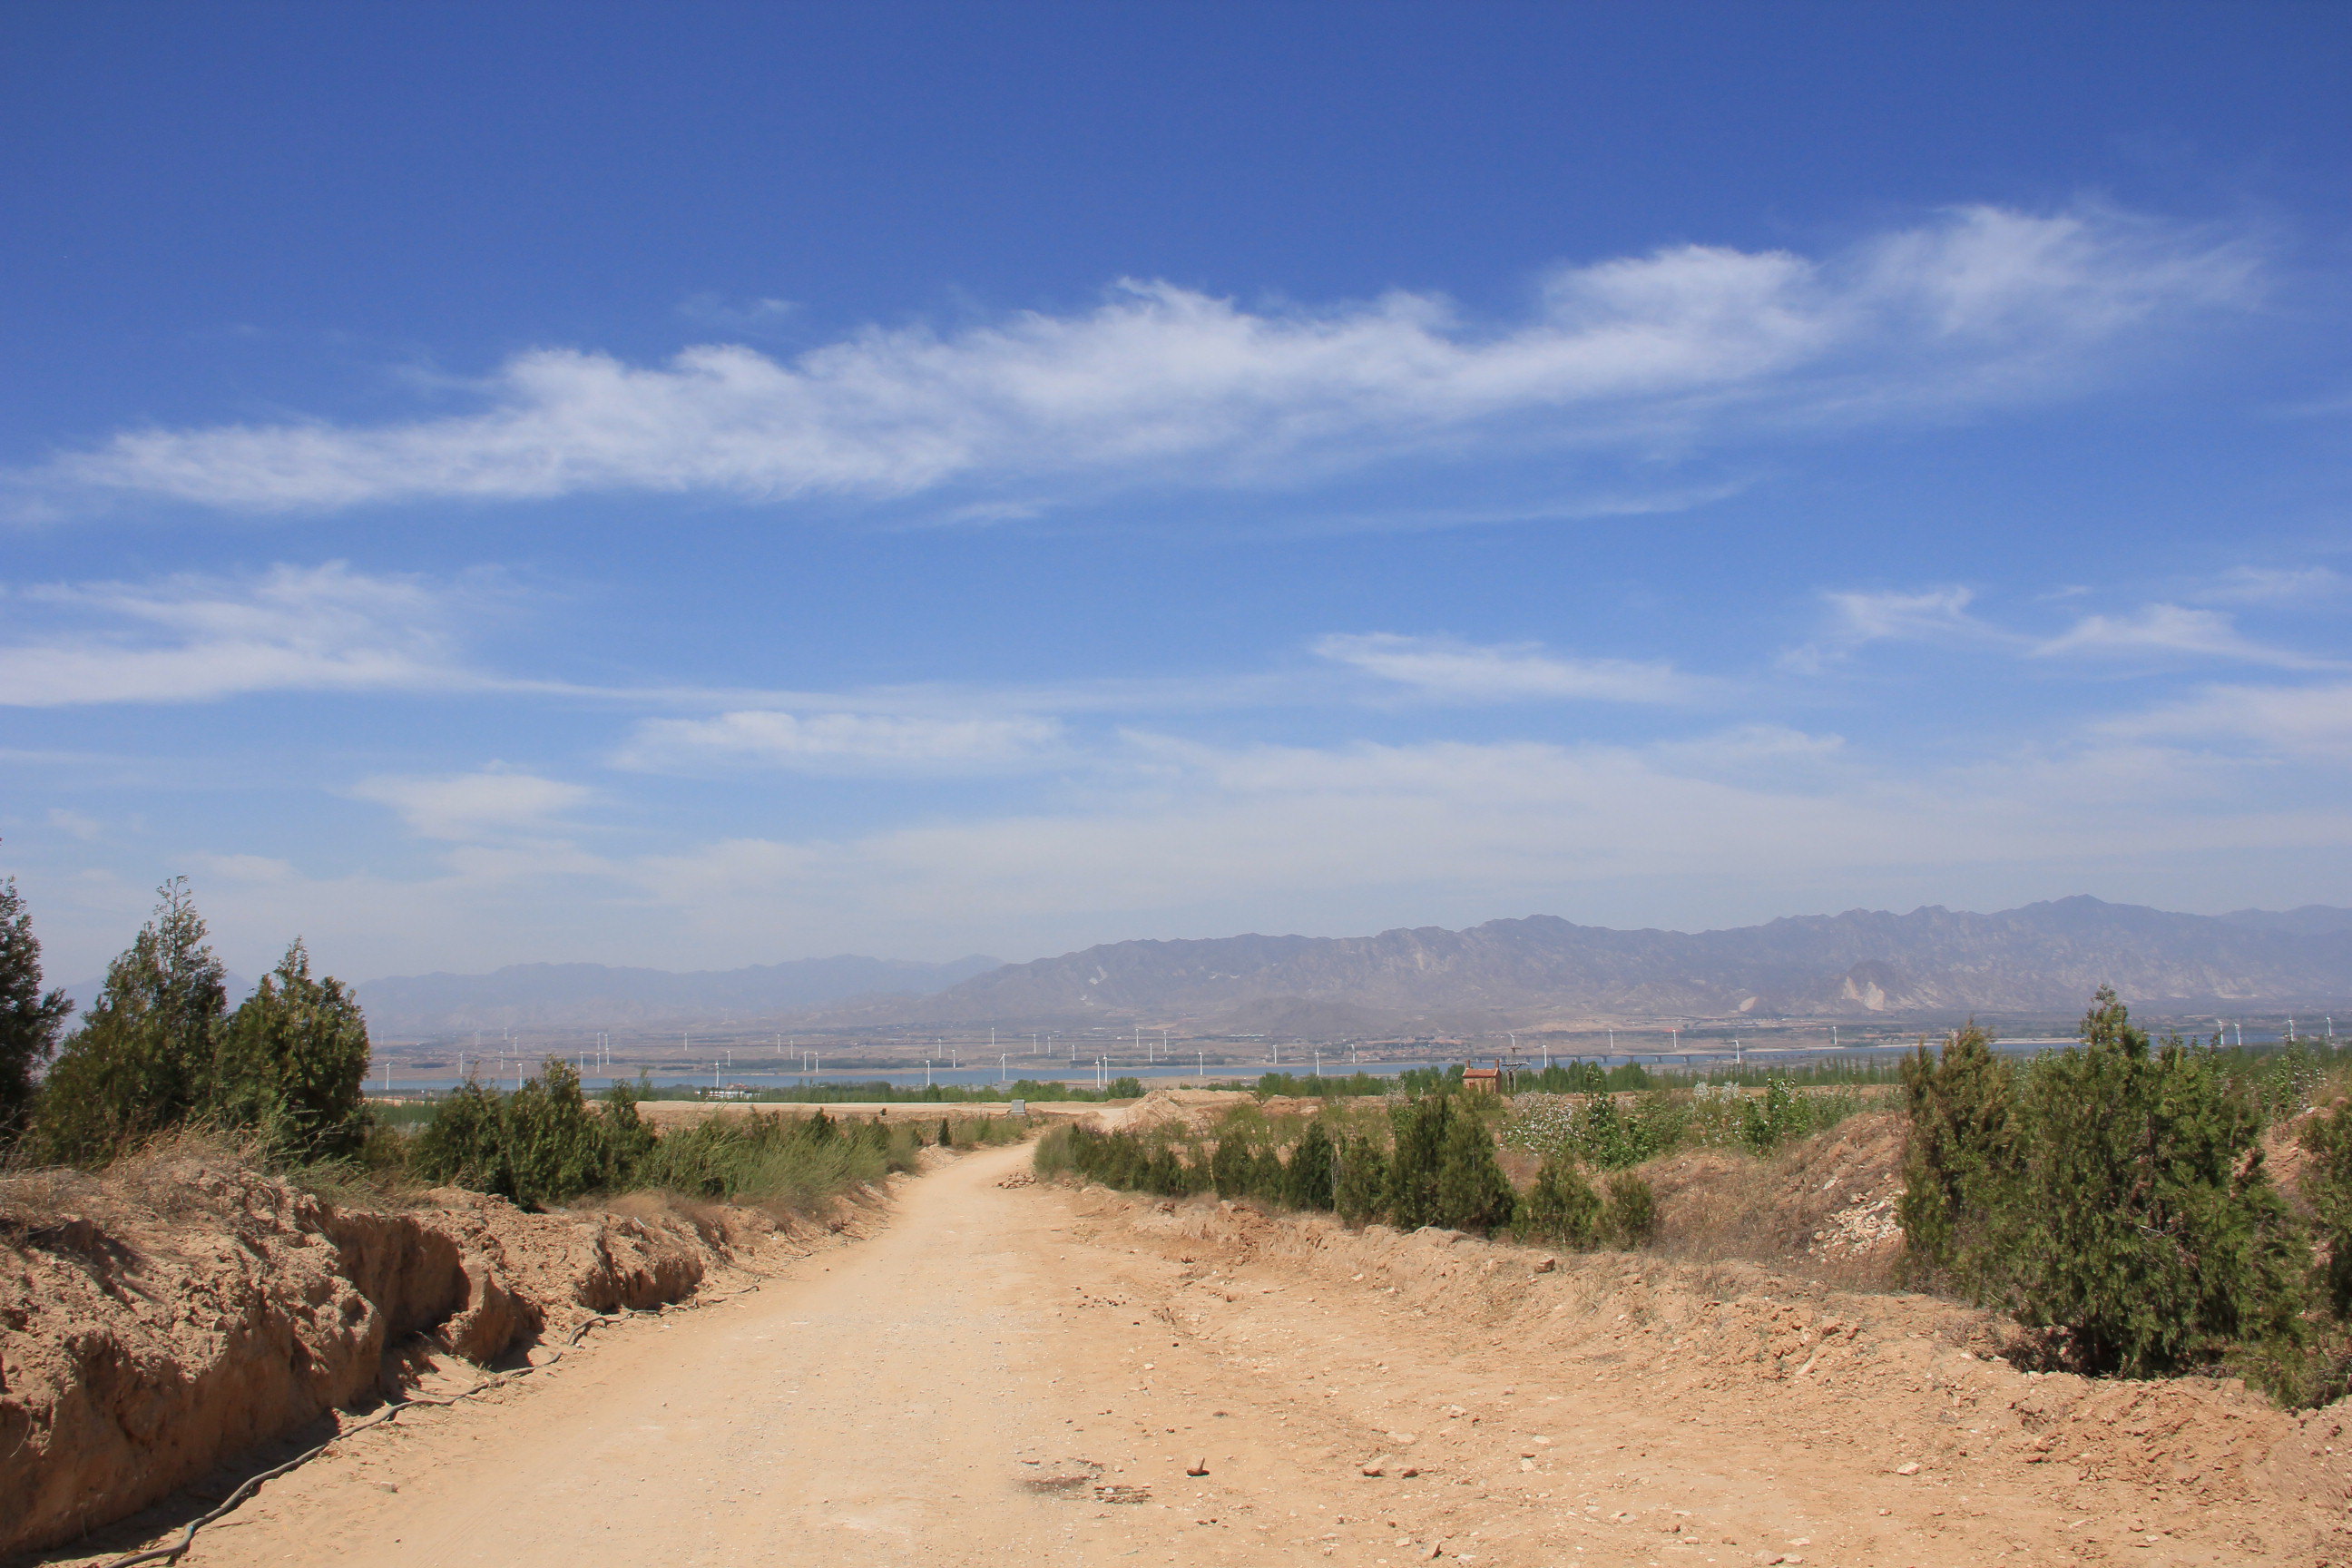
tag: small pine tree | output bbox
[1896,1023,2015,1290]
[600,1077,658,1184]
[412,1079,514,1196]
[1284,1122,1337,1210]
[1243,1143,1281,1200]
[35,879,227,1164]
[212,939,372,1161]
[1333,1132,1388,1225]
[1602,1171,1657,1247]
[1517,1153,1602,1249]
[1385,1094,1450,1229]
[2004,988,2308,1377]
[503,1057,616,1208]
[1210,1129,1253,1199]
[1434,1104,1515,1232]
[2302,1099,2352,1318]
[0,878,73,1142]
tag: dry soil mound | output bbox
[0,1143,815,1558]
[1090,1186,2352,1560]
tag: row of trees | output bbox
[1,878,946,1220]
[1035,1093,1658,1247]
[408,1061,933,1210]
[1,878,373,1166]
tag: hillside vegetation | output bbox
[1049,995,2352,1406]
[1,880,1017,1221]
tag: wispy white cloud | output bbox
[614,709,1067,773]
[348,767,592,840]
[1819,586,2014,649]
[2106,680,2352,759]
[1803,584,2328,671]
[45,808,103,841]
[2030,603,2327,667]
[1315,632,1705,704]
[20,205,2256,518]
[0,562,504,705]
[2190,564,2349,605]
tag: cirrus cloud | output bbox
[0,562,505,705]
[348,767,592,840]
[18,206,2256,519]
[1314,632,1706,704]
[613,709,1068,774]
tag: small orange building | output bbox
[1462,1063,1504,1093]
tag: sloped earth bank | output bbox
[31,1142,2352,1568]
[0,1147,852,1559]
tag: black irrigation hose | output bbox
[97,1289,757,1568]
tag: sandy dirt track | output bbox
[56,1143,2352,1568]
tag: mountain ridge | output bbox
[806,897,2352,1032]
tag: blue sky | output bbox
[5,2,2351,982]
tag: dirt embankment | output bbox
[1644,1108,1909,1282]
[0,1144,833,1559]
[1092,1185,2352,1563]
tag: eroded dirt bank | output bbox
[0,1145,830,1558]
[1113,1187,2352,1564]
[41,1141,2352,1568]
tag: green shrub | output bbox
[1602,1171,1656,1247]
[1282,1122,1336,1210]
[1435,1102,1515,1232]
[0,877,73,1144]
[35,880,229,1165]
[414,1060,707,1209]
[1249,1143,1286,1200]
[1516,1153,1602,1249]
[2002,991,2308,1377]
[411,1080,514,1196]
[636,1108,902,1210]
[601,1078,659,1173]
[1384,1095,1450,1228]
[2299,1101,2352,1318]
[1900,989,2312,1387]
[1897,1024,2016,1291]
[211,941,372,1162]
[502,1059,619,1206]
[1033,1123,1078,1179]
[1740,1076,1804,1155]
[25,884,377,1171]
[1333,1132,1388,1225]
[1210,1126,1254,1199]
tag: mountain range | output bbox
[808,897,2352,1034]
[62,899,2347,1039]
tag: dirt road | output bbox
[75,1142,2352,1568]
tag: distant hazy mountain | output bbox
[2222,906,2352,937]
[812,897,2352,1032]
[354,954,1003,1036]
